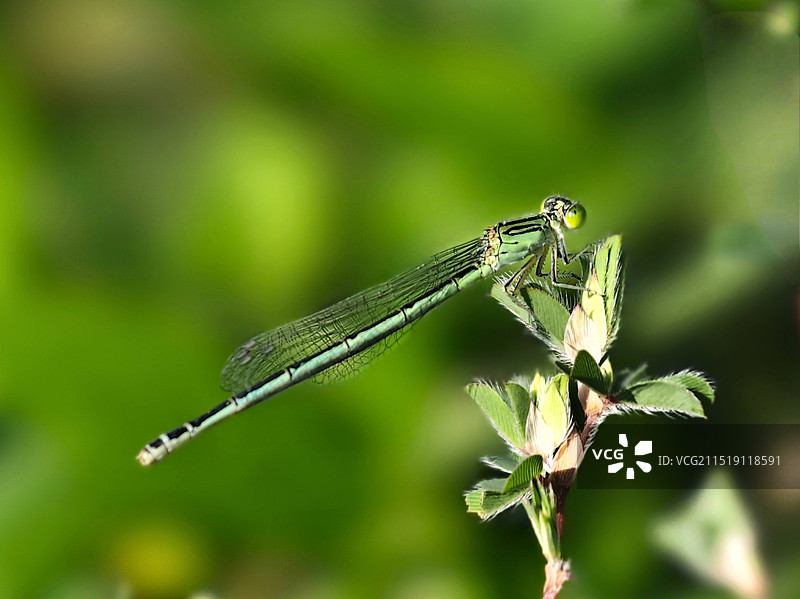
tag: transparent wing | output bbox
[310,327,410,384]
[220,238,484,394]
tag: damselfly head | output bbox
[541,196,585,230]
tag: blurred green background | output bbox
[1,0,798,598]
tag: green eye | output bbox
[564,203,586,229]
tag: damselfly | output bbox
[137,196,586,465]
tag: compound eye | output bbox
[564,203,586,229]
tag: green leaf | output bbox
[475,489,527,517]
[661,371,715,405]
[555,359,573,374]
[595,235,621,299]
[503,381,531,431]
[523,481,561,561]
[490,280,566,359]
[464,489,486,514]
[580,272,608,348]
[503,455,544,492]
[523,288,570,343]
[571,349,609,394]
[476,478,508,492]
[617,380,705,417]
[593,235,624,344]
[465,383,526,448]
[490,282,538,332]
[465,484,528,519]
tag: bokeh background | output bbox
[1,0,798,598]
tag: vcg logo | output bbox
[591,433,652,479]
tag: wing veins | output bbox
[220,237,484,393]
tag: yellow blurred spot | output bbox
[110,520,210,598]
[767,2,799,37]
[10,0,181,93]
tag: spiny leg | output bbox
[544,241,589,292]
[535,237,601,294]
[502,246,587,298]
[503,254,545,296]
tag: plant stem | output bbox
[543,559,571,599]
[554,486,569,537]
